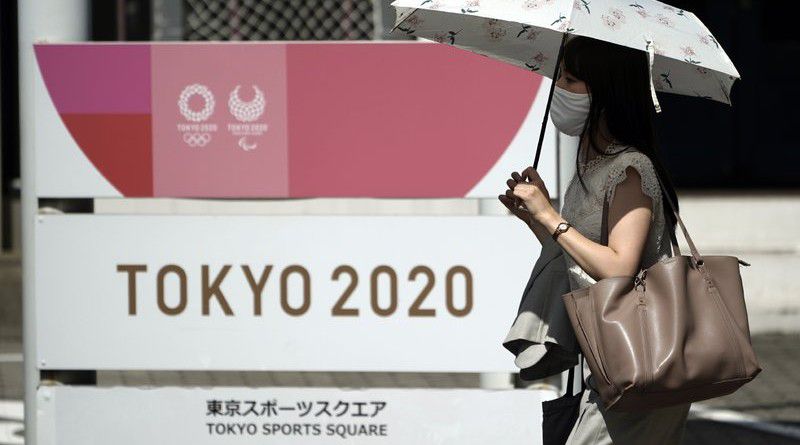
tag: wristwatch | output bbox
[552,221,572,240]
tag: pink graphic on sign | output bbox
[287,43,538,197]
[35,44,151,114]
[34,44,153,196]
[150,44,289,197]
[35,42,542,198]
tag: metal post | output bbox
[372,0,384,40]
[0,3,3,254]
[19,0,87,442]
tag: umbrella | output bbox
[389,0,740,166]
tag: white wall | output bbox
[676,193,800,333]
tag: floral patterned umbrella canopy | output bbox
[389,0,741,111]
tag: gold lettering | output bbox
[117,264,147,315]
[331,265,358,316]
[280,265,310,316]
[242,265,272,316]
[446,266,473,317]
[408,266,436,317]
[157,265,187,315]
[202,265,234,316]
[370,266,398,316]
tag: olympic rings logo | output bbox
[183,132,212,147]
[178,84,215,122]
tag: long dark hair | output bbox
[563,35,679,237]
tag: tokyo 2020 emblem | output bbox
[178,84,215,122]
[177,83,218,148]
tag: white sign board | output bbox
[37,386,554,444]
[35,214,539,371]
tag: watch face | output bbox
[557,223,568,231]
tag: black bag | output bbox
[542,354,585,445]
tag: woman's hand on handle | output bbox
[512,167,555,221]
[497,167,555,245]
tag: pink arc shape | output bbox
[35,42,541,198]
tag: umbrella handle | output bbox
[532,33,569,170]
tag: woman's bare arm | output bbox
[520,166,653,280]
[526,209,558,245]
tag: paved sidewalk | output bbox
[700,332,800,425]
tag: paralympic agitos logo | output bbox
[176,83,268,151]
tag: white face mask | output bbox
[550,84,591,136]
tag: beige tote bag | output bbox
[562,173,761,411]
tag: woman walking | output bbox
[499,35,690,444]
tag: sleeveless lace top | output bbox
[560,144,673,292]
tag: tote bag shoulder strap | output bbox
[564,353,586,396]
[599,159,705,267]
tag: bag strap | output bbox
[565,361,575,395]
[566,353,586,396]
[599,160,704,266]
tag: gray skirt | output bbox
[565,376,691,445]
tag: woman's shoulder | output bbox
[605,146,657,179]
[603,146,663,204]
[610,146,654,169]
